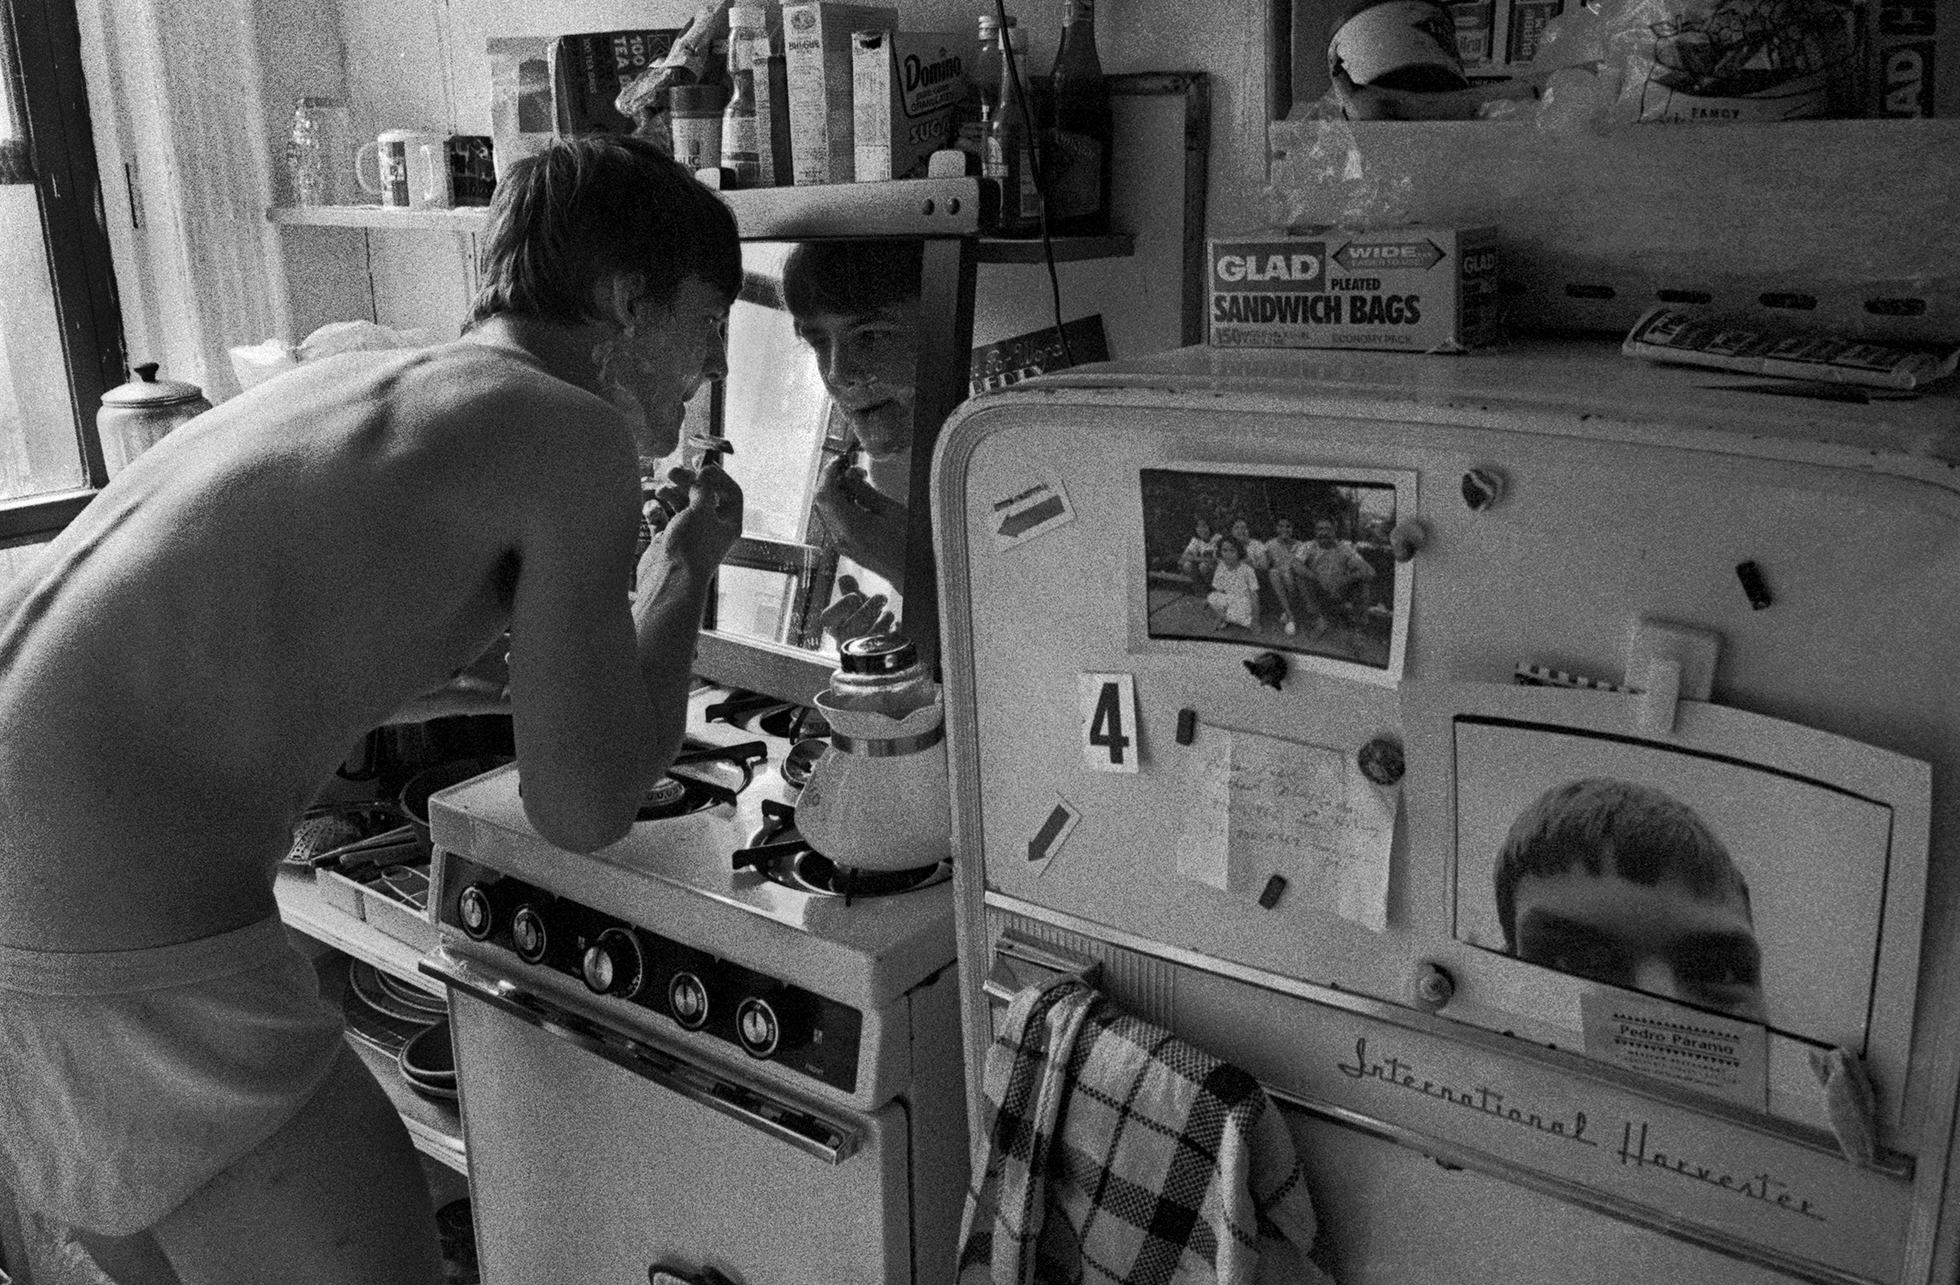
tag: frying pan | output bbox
[397,756,513,854]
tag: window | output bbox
[0,0,122,545]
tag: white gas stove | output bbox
[421,686,967,1284]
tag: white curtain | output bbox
[74,0,292,401]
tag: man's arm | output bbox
[500,419,737,853]
[632,460,743,746]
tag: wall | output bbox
[259,0,1280,348]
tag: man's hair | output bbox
[781,239,922,319]
[1494,777,1751,949]
[465,136,741,331]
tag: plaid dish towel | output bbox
[958,978,1333,1285]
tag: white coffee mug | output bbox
[356,129,442,209]
[412,139,456,209]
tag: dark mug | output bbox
[446,135,497,206]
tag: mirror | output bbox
[691,238,926,663]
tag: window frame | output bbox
[1,0,123,541]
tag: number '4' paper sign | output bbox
[1080,673,1139,773]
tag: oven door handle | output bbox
[419,948,860,1165]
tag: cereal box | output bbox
[1208,227,1501,353]
[782,1,897,184]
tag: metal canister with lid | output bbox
[97,362,211,478]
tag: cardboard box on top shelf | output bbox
[852,28,967,181]
[1208,227,1501,353]
[782,1,897,183]
[1865,0,1941,116]
[550,29,684,136]
[487,37,554,180]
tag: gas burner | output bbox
[733,841,950,901]
[635,774,715,821]
[640,775,688,810]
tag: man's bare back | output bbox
[0,343,631,951]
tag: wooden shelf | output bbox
[268,175,1134,261]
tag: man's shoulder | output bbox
[392,345,629,457]
[407,343,606,418]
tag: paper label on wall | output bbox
[1026,796,1081,874]
[1174,723,1395,930]
[1581,991,1769,1111]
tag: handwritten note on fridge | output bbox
[1175,724,1396,931]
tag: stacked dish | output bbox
[398,1019,458,1102]
[342,960,454,1101]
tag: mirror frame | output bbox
[691,179,983,707]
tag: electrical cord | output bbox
[993,0,1078,368]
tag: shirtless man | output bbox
[0,135,740,1284]
[782,239,921,639]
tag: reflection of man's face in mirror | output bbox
[1496,778,1767,1024]
[782,240,924,473]
[790,299,919,460]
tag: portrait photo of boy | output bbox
[1451,714,1897,1046]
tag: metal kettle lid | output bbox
[838,633,918,676]
[102,362,206,408]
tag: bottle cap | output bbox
[839,633,918,676]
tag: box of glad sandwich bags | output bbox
[1208,227,1501,353]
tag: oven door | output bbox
[424,949,914,1285]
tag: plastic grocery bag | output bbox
[228,321,440,392]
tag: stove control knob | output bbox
[581,928,646,999]
[456,882,508,940]
[735,989,813,1060]
[668,971,711,1030]
[510,904,553,965]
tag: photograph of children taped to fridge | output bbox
[1448,707,1923,1057]
[1139,466,1413,679]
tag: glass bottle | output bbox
[669,83,727,172]
[956,12,1010,161]
[983,25,1040,236]
[722,5,765,185]
[287,97,353,206]
[1044,0,1111,234]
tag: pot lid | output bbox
[102,362,206,408]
